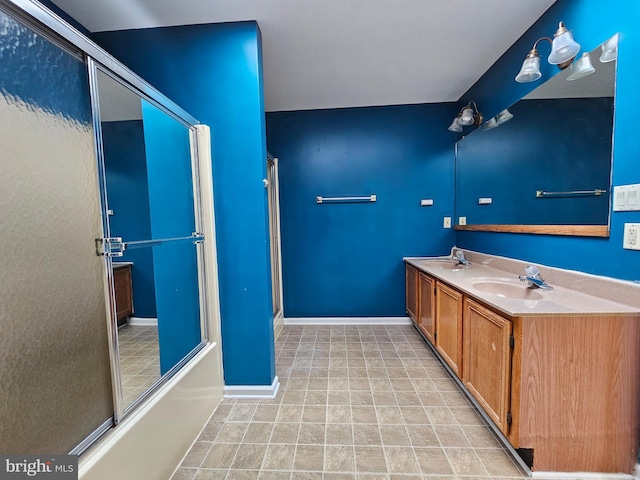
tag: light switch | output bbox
[443,217,451,228]
[614,184,640,211]
[458,216,467,226]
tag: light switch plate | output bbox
[443,217,451,229]
[613,184,640,211]
[623,223,640,250]
[458,216,467,226]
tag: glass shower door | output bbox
[0,7,114,454]
[94,68,207,412]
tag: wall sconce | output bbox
[484,109,513,131]
[566,52,595,81]
[600,34,618,63]
[448,101,482,132]
[515,21,581,83]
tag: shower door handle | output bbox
[96,237,126,257]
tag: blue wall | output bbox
[142,101,202,374]
[456,97,613,225]
[457,0,640,282]
[266,104,458,317]
[102,120,157,318]
[95,22,275,386]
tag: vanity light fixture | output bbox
[600,34,618,63]
[495,108,514,125]
[448,101,482,132]
[566,52,596,81]
[447,114,463,132]
[515,21,581,83]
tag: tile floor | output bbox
[171,324,527,480]
[118,324,161,407]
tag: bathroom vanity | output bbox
[113,262,133,326]
[405,250,640,475]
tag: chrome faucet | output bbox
[519,265,553,290]
[454,250,471,266]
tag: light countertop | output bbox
[404,254,640,317]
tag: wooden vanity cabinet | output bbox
[462,299,512,435]
[113,263,133,327]
[417,272,435,344]
[435,281,463,377]
[405,263,418,324]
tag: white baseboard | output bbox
[224,375,280,399]
[532,472,635,479]
[284,316,412,325]
[127,317,158,327]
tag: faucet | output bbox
[454,250,471,266]
[519,265,553,290]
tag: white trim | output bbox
[127,317,158,327]
[274,311,284,340]
[284,316,412,325]
[224,376,280,399]
[635,463,640,480]
[532,472,634,479]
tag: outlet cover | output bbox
[623,223,640,250]
[458,216,467,226]
[443,217,451,229]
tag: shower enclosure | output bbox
[0,0,216,455]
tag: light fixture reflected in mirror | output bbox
[567,52,595,81]
[516,21,581,83]
[600,34,618,63]
[448,101,482,132]
[495,109,514,125]
[484,117,499,131]
[448,115,463,132]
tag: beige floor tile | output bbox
[277,405,304,423]
[262,444,296,470]
[354,446,387,472]
[324,445,355,472]
[445,448,488,476]
[270,423,300,444]
[328,391,350,405]
[193,470,228,480]
[302,406,327,423]
[326,424,353,445]
[405,425,440,447]
[201,443,240,469]
[351,406,377,423]
[434,425,471,448]
[231,444,268,470]
[199,422,224,442]
[475,449,526,477]
[181,442,212,468]
[327,405,352,423]
[217,423,250,443]
[462,425,502,449]
[244,423,274,444]
[253,405,280,422]
[293,445,324,471]
[352,424,381,446]
[383,447,420,474]
[257,472,290,480]
[379,425,411,447]
[171,468,197,480]
[297,423,325,445]
[413,447,453,475]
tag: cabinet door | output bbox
[418,272,435,344]
[405,264,418,324]
[114,266,133,320]
[463,299,512,435]
[435,281,463,377]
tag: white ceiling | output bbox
[51,0,558,112]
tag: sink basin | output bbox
[472,280,544,300]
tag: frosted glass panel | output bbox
[0,10,113,454]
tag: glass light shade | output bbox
[495,109,514,125]
[515,55,542,83]
[548,27,580,65]
[600,35,618,63]
[484,118,499,131]
[567,52,596,81]
[448,116,463,132]
[458,107,475,126]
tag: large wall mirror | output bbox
[455,34,618,237]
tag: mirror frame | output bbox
[454,35,618,239]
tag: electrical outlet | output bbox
[458,216,467,226]
[623,223,640,250]
[443,217,451,228]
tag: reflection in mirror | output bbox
[455,35,617,234]
[97,69,205,410]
